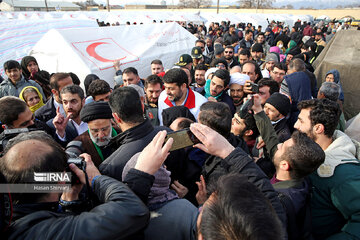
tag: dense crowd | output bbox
[0,18,359,240]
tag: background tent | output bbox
[313,30,360,120]
[29,22,197,88]
[0,18,97,76]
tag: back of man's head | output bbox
[199,173,283,240]
[297,98,341,138]
[212,69,230,88]
[50,73,71,91]
[288,58,306,72]
[4,60,21,71]
[318,82,340,102]
[199,102,232,138]
[60,84,84,100]
[283,131,325,179]
[163,68,188,88]
[0,131,67,204]
[258,79,280,95]
[0,96,28,127]
[84,74,100,96]
[109,87,144,124]
[87,79,111,99]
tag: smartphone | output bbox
[164,128,200,151]
[249,82,259,93]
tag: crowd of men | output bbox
[0,18,359,240]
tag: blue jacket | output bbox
[284,71,312,126]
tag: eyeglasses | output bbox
[224,51,233,54]
[216,64,226,69]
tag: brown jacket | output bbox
[74,128,120,167]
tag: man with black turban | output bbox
[71,101,120,167]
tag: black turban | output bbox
[80,101,113,123]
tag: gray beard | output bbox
[89,129,112,147]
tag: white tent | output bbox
[0,19,98,77]
[29,22,197,88]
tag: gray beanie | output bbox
[265,52,279,63]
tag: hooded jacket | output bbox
[309,130,360,239]
[326,69,344,102]
[0,76,45,99]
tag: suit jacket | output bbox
[35,97,57,123]
[46,119,79,147]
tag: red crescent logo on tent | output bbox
[86,42,115,63]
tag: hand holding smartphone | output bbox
[164,128,200,151]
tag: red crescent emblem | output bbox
[86,42,127,63]
[148,112,154,119]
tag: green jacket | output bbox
[310,130,360,240]
[253,111,279,160]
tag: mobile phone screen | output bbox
[164,128,200,151]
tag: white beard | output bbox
[89,127,112,147]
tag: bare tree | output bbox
[237,0,274,9]
[178,0,212,8]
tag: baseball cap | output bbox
[191,47,203,59]
[175,54,193,67]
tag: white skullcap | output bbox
[230,73,249,86]
[205,67,217,80]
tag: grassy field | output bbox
[111,8,360,20]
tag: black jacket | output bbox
[35,96,57,123]
[46,118,79,147]
[217,91,236,115]
[100,119,186,183]
[273,118,291,143]
[202,147,287,232]
[6,175,149,240]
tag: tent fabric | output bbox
[0,18,98,76]
[29,22,197,89]
[313,30,360,120]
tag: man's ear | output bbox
[244,129,253,137]
[51,89,58,96]
[112,113,122,125]
[181,82,187,90]
[279,160,291,171]
[314,123,325,135]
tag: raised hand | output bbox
[196,175,207,205]
[135,130,173,175]
[190,123,235,159]
[53,106,70,138]
[250,94,263,114]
